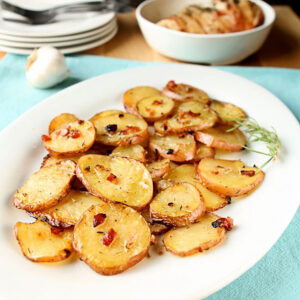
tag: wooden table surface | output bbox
[0,5,299,68]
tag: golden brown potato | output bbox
[43,120,96,157]
[195,125,246,151]
[154,101,217,134]
[73,203,151,275]
[14,160,76,212]
[76,154,153,210]
[149,134,196,162]
[14,220,73,262]
[163,213,231,256]
[90,112,148,146]
[194,143,215,161]
[210,99,246,123]
[137,96,175,122]
[162,80,209,104]
[146,159,170,181]
[110,144,146,163]
[156,164,228,211]
[30,190,106,228]
[89,110,124,123]
[197,158,265,197]
[123,86,161,116]
[48,113,78,134]
[150,183,205,227]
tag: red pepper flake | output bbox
[93,213,107,227]
[211,170,219,175]
[120,126,140,135]
[51,227,64,235]
[145,107,155,116]
[107,173,118,184]
[240,170,255,177]
[102,228,116,246]
[152,100,163,105]
[167,80,177,90]
[42,135,51,142]
[70,129,81,139]
[212,217,234,231]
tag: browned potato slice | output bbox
[73,203,151,275]
[197,158,265,197]
[123,86,161,115]
[89,110,124,123]
[146,159,170,181]
[141,207,170,235]
[30,190,106,228]
[210,100,246,123]
[48,113,78,134]
[195,125,246,152]
[137,96,175,122]
[163,213,230,256]
[76,154,153,210]
[149,134,196,162]
[150,183,205,227]
[90,112,148,146]
[157,164,228,211]
[162,80,209,104]
[43,120,96,157]
[14,220,73,262]
[195,143,215,161]
[154,101,217,134]
[14,160,76,212]
[110,144,146,163]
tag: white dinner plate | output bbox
[0,25,118,54]
[0,64,299,300]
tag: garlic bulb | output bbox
[26,46,70,89]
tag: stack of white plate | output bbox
[0,1,118,54]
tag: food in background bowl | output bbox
[157,0,264,34]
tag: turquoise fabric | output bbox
[0,54,299,299]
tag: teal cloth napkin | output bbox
[0,54,299,299]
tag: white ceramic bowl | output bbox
[136,0,275,64]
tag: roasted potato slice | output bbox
[149,134,196,162]
[137,96,175,122]
[43,120,96,157]
[73,203,151,275]
[195,143,215,161]
[48,113,78,134]
[110,144,146,163]
[150,183,205,227]
[210,99,246,123]
[146,159,170,181]
[163,213,231,256]
[76,154,153,210]
[195,125,246,152]
[197,158,265,196]
[89,110,124,123]
[157,164,228,211]
[90,112,148,146]
[30,190,106,228]
[14,220,73,262]
[123,86,161,116]
[162,80,209,104]
[154,101,217,134]
[14,160,76,212]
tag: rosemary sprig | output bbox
[226,118,281,170]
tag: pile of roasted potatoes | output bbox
[13,80,265,275]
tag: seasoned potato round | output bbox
[150,183,205,227]
[157,164,228,212]
[48,113,78,134]
[43,120,96,157]
[123,86,161,115]
[162,80,209,104]
[73,203,151,275]
[163,213,228,256]
[110,144,146,163]
[14,160,76,212]
[137,96,175,122]
[197,158,265,197]
[195,125,246,151]
[14,220,73,262]
[146,159,170,181]
[194,143,215,161]
[210,100,246,123]
[90,112,148,146]
[30,190,106,228]
[89,110,124,123]
[76,154,153,210]
[149,134,196,162]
